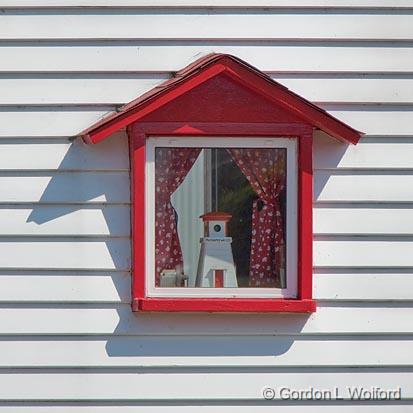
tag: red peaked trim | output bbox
[79,53,363,145]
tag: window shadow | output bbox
[26,134,131,273]
[25,131,355,362]
[313,131,355,202]
[105,326,306,358]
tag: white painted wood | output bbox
[0,371,408,400]
[314,172,413,202]
[1,108,412,138]
[1,45,412,73]
[1,305,413,335]
[314,134,413,169]
[0,337,413,367]
[313,207,413,235]
[0,134,129,170]
[323,108,413,136]
[2,0,413,7]
[0,109,114,138]
[2,13,413,41]
[0,407,410,413]
[0,76,169,105]
[315,239,413,267]
[0,273,130,302]
[278,77,413,104]
[0,206,130,236]
[314,272,413,300]
[0,271,411,303]
[0,240,130,270]
[2,76,413,105]
[0,172,129,203]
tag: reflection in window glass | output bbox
[154,147,286,289]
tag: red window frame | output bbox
[130,121,315,313]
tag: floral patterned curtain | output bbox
[227,148,286,287]
[155,148,201,286]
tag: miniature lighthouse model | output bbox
[195,212,238,288]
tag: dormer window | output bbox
[79,53,362,312]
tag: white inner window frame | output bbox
[145,136,298,298]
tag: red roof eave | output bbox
[78,53,363,145]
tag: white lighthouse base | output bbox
[195,237,238,288]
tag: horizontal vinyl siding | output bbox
[2,0,413,7]
[0,3,412,411]
[0,370,411,401]
[0,408,410,413]
[1,337,413,367]
[2,76,412,105]
[0,271,411,303]
[0,206,130,235]
[1,304,413,335]
[1,44,412,74]
[0,134,129,170]
[2,12,413,40]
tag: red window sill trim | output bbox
[133,298,316,313]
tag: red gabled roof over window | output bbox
[78,53,363,145]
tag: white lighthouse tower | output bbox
[195,212,238,288]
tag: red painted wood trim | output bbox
[298,131,313,300]
[133,298,316,313]
[85,64,227,144]
[79,54,362,145]
[222,61,360,144]
[130,122,315,313]
[130,130,146,301]
[132,122,310,137]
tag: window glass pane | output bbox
[154,147,286,289]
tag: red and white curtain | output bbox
[154,148,201,285]
[228,148,286,287]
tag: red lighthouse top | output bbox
[200,212,232,222]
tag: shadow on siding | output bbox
[313,131,356,201]
[26,134,131,272]
[23,131,351,360]
[105,334,299,357]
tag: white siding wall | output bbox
[0,1,412,411]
